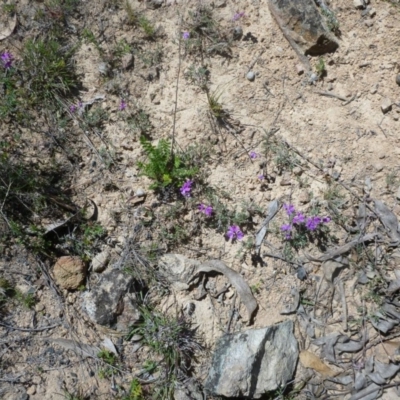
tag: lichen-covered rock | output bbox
[81,269,139,330]
[205,320,298,398]
[158,254,200,291]
[268,0,339,58]
[53,256,87,290]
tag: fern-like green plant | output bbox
[137,137,198,190]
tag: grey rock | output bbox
[214,0,226,7]
[354,0,365,9]
[205,320,298,398]
[121,53,134,70]
[158,254,199,291]
[98,62,110,75]
[370,84,378,94]
[81,269,138,327]
[135,188,146,197]
[332,170,341,180]
[91,249,110,273]
[396,74,400,86]
[232,26,243,40]
[268,0,339,58]
[381,99,393,114]
[146,0,163,9]
[246,70,256,81]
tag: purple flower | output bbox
[182,31,190,40]
[306,216,322,231]
[198,204,213,217]
[249,151,258,159]
[283,203,295,216]
[1,51,13,69]
[258,174,265,180]
[322,216,331,224]
[284,233,292,240]
[281,224,292,232]
[180,179,193,197]
[232,11,245,21]
[119,100,127,111]
[226,225,244,241]
[292,213,305,225]
[69,104,77,113]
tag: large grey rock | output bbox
[81,269,139,329]
[268,0,339,71]
[205,320,298,398]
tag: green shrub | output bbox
[137,137,198,190]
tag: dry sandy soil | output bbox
[1,0,400,398]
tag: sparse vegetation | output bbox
[1,1,399,399]
[127,303,201,397]
[137,137,198,191]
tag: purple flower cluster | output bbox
[249,150,258,159]
[180,179,193,197]
[69,101,83,113]
[198,204,213,217]
[232,11,245,21]
[1,51,13,69]
[182,31,190,40]
[226,225,244,241]
[280,203,330,240]
[119,99,127,111]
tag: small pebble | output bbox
[232,26,243,40]
[354,0,365,9]
[381,98,393,114]
[98,62,110,75]
[135,188,146,197]
[246,70,255,81]
[396,74,400,86]
[309,73,318,84]
[296,64,304,75]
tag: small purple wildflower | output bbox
[281,224,292,232]
[292,213,305,225]
[226,225,244,241]
[249,151,258,159]
[69,104,77,113]
[306,216,322,231]
[232,11,245,21]
[198,204,213,217]
[119,100,127,111]
[258,174,265,180]
[182,31,190,40]
[283,203,295,216]
[180,179,193,197]
[1,51,13,69]
[322,216,331,224]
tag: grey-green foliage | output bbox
[22,38,78,104]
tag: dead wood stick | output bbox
[337,279,348,332]
[0,321,61,332]
[315,90,347,102]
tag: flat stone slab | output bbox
[205,320,298,398]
